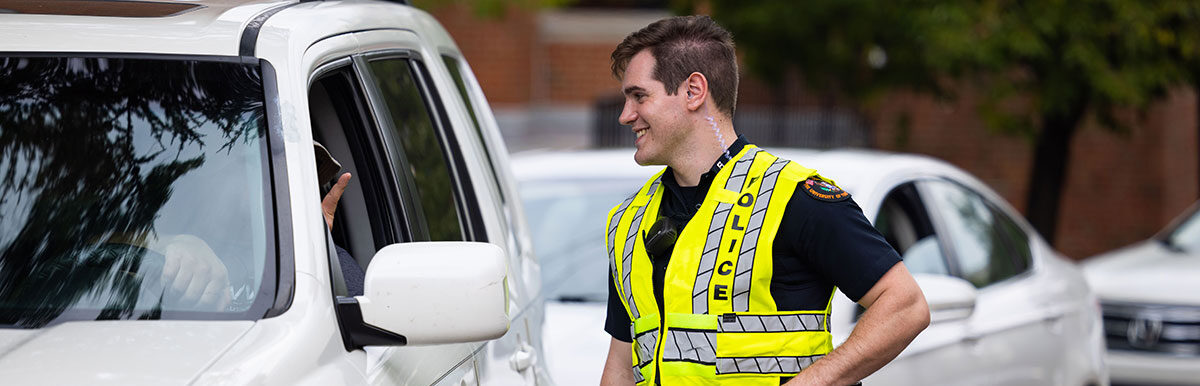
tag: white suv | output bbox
[1084,202,1200,385]
[0,1,549,385]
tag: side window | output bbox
[364,57,466,242]
[309,64,408,296]
[874,182,949,275]
[921,179,1027,287]
[992,204,1033,273]
[442,55,506,204]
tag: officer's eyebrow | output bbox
[623,85,646,96]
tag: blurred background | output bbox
[412,1,1200,384]
[414,0,1199,261]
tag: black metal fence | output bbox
[592,95,872,149]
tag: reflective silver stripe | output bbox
[630,327,656,384]
[718,313,826,333]
[608,194,635,313]
[715,355,824,375]
[607,194,635,261]
[723,148,759,193]
[660,329,717,365]
[689,201,730,315]
[620,180,660,320]
[692,149,760,314]
[632,328,658,367]
[731,158,788,312]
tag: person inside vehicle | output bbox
[315,141,364,296]
[122,141,363,312]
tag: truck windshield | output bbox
[1167,206,1200,254]
[0,56,274,328]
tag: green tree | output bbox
[698,0,1200,243]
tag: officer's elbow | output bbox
[911,289,931,333]
[899,281,930,338]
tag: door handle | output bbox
[509,343,536,372]
[1042,313,1065,334]
[961,331,986,357]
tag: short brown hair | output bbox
[611,15,738,117]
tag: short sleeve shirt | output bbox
[604,138,901,342]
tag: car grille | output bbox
[1102,302,1200,357]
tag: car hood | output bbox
[1083,240,1200,306]
[0,320,254,385]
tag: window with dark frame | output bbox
[365,57,469,242]
[442,55,506,204]
[875,182,950,276]
[921,179,1027,288]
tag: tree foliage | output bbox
[0,57,264,326]
[693,0,1200,242]
[701,0,943,102]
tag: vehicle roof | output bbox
[0,0,439,57]
[511,146,1034,253]
[511,146,970,200]
[0,0,281,56]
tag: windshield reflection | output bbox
[0,57,269,327]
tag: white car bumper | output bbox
[1108,350,1200,385]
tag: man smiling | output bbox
[600,15,930,386]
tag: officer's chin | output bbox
[633,149,664,166]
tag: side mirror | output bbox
[912,274,977,323]
[335,242,509,349]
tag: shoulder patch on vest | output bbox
[801,177,850,202]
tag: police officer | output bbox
[599,16,930,386]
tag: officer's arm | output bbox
[785,262,930,386]
[600,337,636,386]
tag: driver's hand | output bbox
[158,235,232,311]
[323,172,352,230]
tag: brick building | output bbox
[427,3,1199,260]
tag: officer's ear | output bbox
[682,72,707,112]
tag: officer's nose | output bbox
[619,99,638,126]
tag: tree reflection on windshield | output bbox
[0,57,266,327]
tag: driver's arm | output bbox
[153,234,232,311]
[100,231,233,311]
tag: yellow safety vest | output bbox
[606,145,837,386]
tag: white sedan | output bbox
[1083,202,1200,385]
[515,148,1108,386]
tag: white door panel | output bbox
[433,357,480,386]
[478,315,550,386]
[866,319,976,386]
[368,344,481,385]
[435,51,548,385]
[962,276,1062,386]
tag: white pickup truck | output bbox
[0,1,550,385]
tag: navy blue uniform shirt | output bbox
[604,137,902,342]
